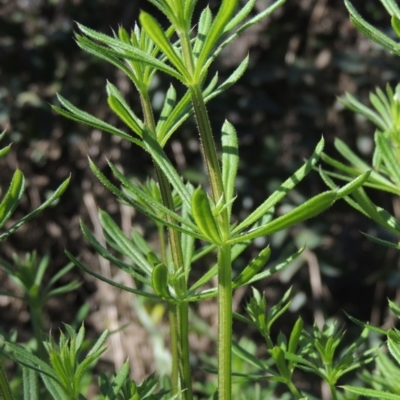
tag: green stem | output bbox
[218,245,232,400]
[180,27,233,400]
[0,358,15,400]
[287,380,303,399]
[189,84,224,202]
[140,90,192,400]
[29,302,46,360]
[329,383,339,400]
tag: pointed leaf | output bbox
[234,137,324,235]
[191,187,223,245]
[156,84,176,136]
[139,12,189,81]
[106,81,143,136]
[195,0,238,78]
[221,120,239,218]
[0,177,69,242]
[152,263,175,301]
[0,169,25,229]
[76,23,184,81]
[142,128,191,209]
[376,131,400,185]
[229,191,337,245]
[342,385,400,399]
[344,0,400,56]
[65,250,158,299]
[233,246,271,288]
[53,95,144,148]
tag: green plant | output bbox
[3,324,172,400]
[1,1,383,399]
[0,128,69,399]
[0,130,69,243]
[232,288,376,399]
[319,0,400,398]
[0,252,81,358]
[48,1,372,399]
[320,0,400,249]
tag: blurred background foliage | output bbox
[1,0,400,391]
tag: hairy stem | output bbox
[217,245,232,399]
[189,83,232,400]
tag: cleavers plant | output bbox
[0,0,387,399]
[50,0,373,398]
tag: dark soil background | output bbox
[1,0,400,396]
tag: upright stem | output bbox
[217,245,232,399]
[189,84,224,202]
[188,84,232,400]
[180,28,233,400]
[140,90,192,400]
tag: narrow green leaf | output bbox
[200,0,286,75]
[388,299,400,318]
[370,93,392,129]
[0,178,70,242]
[6,343,60,381]
[106,81,143,136]
[188,241,249,293]
[335,138,371,171]
[88,160,202,239]
[376,132,400,185]
[65,250,158,299]
[108,95,143,134]
[194,7,212,59]
[152,263,175,301]
[336,170,371,198]
[104,361,130,400]
[339,92,387,131]
[229,191,336,245]
[47,282,81,298]
[142,128,191,209]
[288,318,304,370]
[139,12,190,82]
[232,341,269,371]
[388,335,400,364]
[80,221,151,285]
[272,347,290,380]
[344,312,387,335]
[209,56,249,98]
[224,0,256,32]
[107,161,198,231]
[0,360,15,400]
[221,120,239,218]
[99,210,153,274]
[156,84,176,136]
[361,232,400,249]
[342,385,400,399]
[351,188,400,235]
[382,0,400,19]
[233,246,271,288]
[53,95,144,148]
[247,246,305,285]
[191,187,223,245]
[40,375,68,400]
[0,144,11,158]
[195,0,238,78]
[0,169,25,229]
[233,137,324,235]
[76,23,185,81]
[392,16,400,37]
[344,0,400,56]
